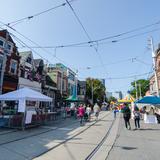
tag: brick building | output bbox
[0,30,20,93]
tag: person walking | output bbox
[113,106,117,118]
[86,105,92,121]
[133,106,141,129]
[93,103,100,121]
[122,103,131,130]
[78,104,85,125]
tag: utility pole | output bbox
[75,70,78,99]
[60,70,63,96]
[149,37,159,96]
[134,77,138,100]
[91,79,94,105]
[138,83,142,99]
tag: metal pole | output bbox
[61,71,63,95]
[91,79,93,104]
[75,70,78,99]
[138,83,142,98]
[135,78,138,99]
[150,37,159,96]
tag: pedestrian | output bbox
[93,103,100,121]
[113,107,117,119]
[78,104,85,125]
[133,106,141,129]
[70,102,75,117]
[122,103,131,130]
[86,105,92,121]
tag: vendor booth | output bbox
[0,87,54,129]
[135,95,160,124]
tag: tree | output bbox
[130,79,149,98]
[86,78,106,104]
[108,96,117,103]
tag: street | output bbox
[0,111,160,160]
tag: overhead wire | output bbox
[78,71,153,80]
[106,71,153,80]
[0,0,77,27]
[65,0,107,75]
[0,20,78,72]
[18,27,160,49]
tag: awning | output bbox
[135,96,160,104]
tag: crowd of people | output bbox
[111,103,143,130]
[64,102,159,129]
[64,103,101,125]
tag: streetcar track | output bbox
[0,112,110,147]
[85,117,115,160]
[0,119,79,146]
[33,112,111,159]
[105,115,122,160]
[0,129,17,136]
[0,118,76,136]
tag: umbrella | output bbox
[135,96,160,105]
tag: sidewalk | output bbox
[107,115,160,160]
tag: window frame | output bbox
[10,59,17,75]
[0,37,13,55]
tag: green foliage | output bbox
[130,79,149,98]
[86,78,106,103]
[108,96,117,103]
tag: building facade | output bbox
[19,51,42,92]
[47,63,68,102]
[67,68,77,98]
[0,30,20,94]
[77,80,86,101]
[149,46,160,95]
[106,92,112,99]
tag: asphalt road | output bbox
[107,116,160,160]
[1,112,159,160]
[0,111,115,160]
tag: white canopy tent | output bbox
[0,87,52,102]
[0,88,53,128]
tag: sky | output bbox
[0,0,160,95]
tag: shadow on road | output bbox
[115,145,137,150]
[139,128,160,131]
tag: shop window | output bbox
[4,42,13,55]
[26,56,32,64]
[0,56,3,70]
[0,39,4,47]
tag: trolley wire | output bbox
[0,0,77,27]
[0,21,78,72]
[65,0,107,74]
